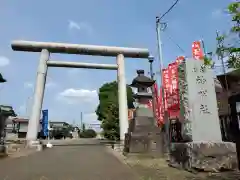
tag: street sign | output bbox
[42,109,48,136]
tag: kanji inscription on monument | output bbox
[181,59,222,141]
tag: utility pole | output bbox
[156,16,166,113]
[156,16,167,156]
[80,112,83,130]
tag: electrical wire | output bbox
[160,0,180,20]
[164,32,186,54]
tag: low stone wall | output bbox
[169,141,238,172]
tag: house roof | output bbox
[11,118,69,125]
[50,121,67,124]
[12,118,29,123]
[217,68,240,90]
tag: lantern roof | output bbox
[130,70,155,88]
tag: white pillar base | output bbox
[46,142,53,148]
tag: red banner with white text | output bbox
[153,83,163,125]
[192,41,204,60]
[176,56,185,64]
[158,87,164,125]
[146,83,163,125]
[162,68,170,109]
[167,60,181,119]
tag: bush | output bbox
[79,129,97,138]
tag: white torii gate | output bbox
[11,40,149,145]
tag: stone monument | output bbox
[169,59,238,171]
[124,70,162,157]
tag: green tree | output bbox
[216,2,240,68]
[79,129,97,138]
[96,81,134,140]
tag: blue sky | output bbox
[0,0,233,126]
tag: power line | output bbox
[164,32,186,54]
[160,0,180,20]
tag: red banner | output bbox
[158,87,164,125]
[167,61,180,119]
[192,41,204,60]
[145,83,163,126]
[147,100,152,108]
[162,68,170,109]
[153,83,160,124]
[170,62,179,109]
[176,56,185,65]
[167,64,174,110]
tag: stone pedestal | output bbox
[25,140,44,151]
[169,142,238,172]
[124,108,162,157]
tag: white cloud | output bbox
[60,88,97,98]
[18,104,26,114]
[84,113,98,123]
[18,100,32,117]
[211,8,229,19]
[0,56,10,67]
[24,81,57,89]
[83,113,101,132]
[24,82,34,89]
[212,9,222,18]
[57,88,98,104]
[46,82,57,88]
[68,20,93,35]
[68,20,81,30]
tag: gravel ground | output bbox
[126,156,240,180]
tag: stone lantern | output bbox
[130,70,155,108]
[124,70,162,157]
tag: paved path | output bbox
[0,140,139,180]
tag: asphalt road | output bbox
[0,139,139,180]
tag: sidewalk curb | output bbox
[105,145,128,164]
[105,145,141,179]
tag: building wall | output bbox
[18,122,42,133]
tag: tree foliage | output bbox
[96,81,134,140]
[216,2,240,68]
[79,129,97,138]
